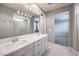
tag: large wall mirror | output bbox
[0,4,40,39]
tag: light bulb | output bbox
[17,10,20,14]
[24,13,27,16]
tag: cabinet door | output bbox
[41,38,45,55]
[6,48,25,56]
[41,36,48,55]
[6,44,33,56]
[44,36,48,51]
[34,40,41,56]
[23,44,33,56]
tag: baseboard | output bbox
[43,50,48,56]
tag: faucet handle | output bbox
[11,37,18,42]
[15,37,18,41]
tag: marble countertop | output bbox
[0,33,47,56]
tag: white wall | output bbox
[74,3,79,52]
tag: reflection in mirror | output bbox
[0,4,39,39]
[13,14,31,36]
[34,17,40,33]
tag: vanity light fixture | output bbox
[16,10,32,18]
[13,18,24,22]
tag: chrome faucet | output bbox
[11,37,18,42]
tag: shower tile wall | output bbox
[55,11,69,46]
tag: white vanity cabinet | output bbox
[6,44,33,56]
[33,36,48,56]
[1,34,48,56]
[33,40,42,56]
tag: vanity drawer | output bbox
[6,48,25,56]
[35,40,41,46]
[23,44,33,56]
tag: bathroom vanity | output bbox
[0,33,48,56]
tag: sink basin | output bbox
[0,40,28,48]
[0,40,29,56]
[13,40,28,45]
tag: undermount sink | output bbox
[0,42,12,47]
[0,40,28,47]
[14,40,28,45]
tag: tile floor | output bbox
[45,42,78,56]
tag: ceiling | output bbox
[1,3,37,16]
[1,3,72,15]
[37,3,72,13]
[1,3,33,11]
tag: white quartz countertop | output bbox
[0,33,47,56]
